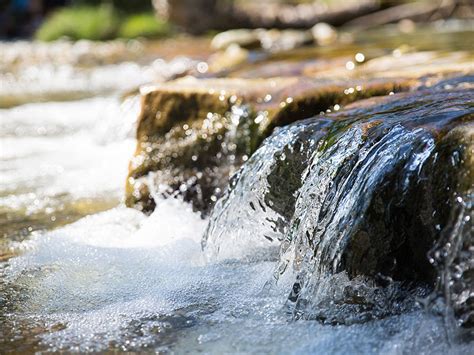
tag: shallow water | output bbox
[1,199,472,353]
[1,30,473,353]
[0,96,139,249]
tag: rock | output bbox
[283,84,474,324]
[358,51,474,79]
[126,76,411,214]
[154,0,383,34]
[323,84,474,284]
[276,85,473,284]
[223,49,473,84]
[211,29,261,50]
[426,122,474,328]
[211,28,313,53]
[311,22,338,46]
[208,44,249,72]
[203,78,473,325]
[258,29,313,52]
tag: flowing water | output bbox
[1,30,473,353]
[204,86,473,327]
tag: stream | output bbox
[1,25,473,353]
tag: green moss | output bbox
[118,13,172,39]
[36,6,172,42]
[35,5,120,41]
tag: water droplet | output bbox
[355,53,365,63]
[345,61,355,70]
[254,114,264,124]
[196,61,208,73]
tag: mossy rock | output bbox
[126,76,412,214]
[262,84,473,325]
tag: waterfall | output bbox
[203,86,473,323]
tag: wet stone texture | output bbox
[126,49,474,215]
[126,76,411,214]
[125,49,473,328]
[203,75,473,327]
[290,85,473,326]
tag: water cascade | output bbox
[204,82,474,327]
[1,26,473,353]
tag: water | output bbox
[205,85,473,327]
[1,36,473,353]
[0,97,139,247]
[0,39,198,108]
[4,200,471,353]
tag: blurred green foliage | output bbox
[35,3,172,41]
[119,13,172,39]
[36,5,119,41]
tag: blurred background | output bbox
[1,0,473,41]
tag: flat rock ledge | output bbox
[126,75,412,214]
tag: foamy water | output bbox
[0,40,197,108]
[0,96,139,244]
[0,96,468,353]
[0,41,472,354]
[2,199,471,353]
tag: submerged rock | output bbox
[203,77,473,326]
[311,23,338,46]
[126,76,409,214]
[211,28,314,53]
[427,123,474,328]
[211,29,262,50]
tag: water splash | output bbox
[204,86,473,325]
[429,194,473,332]
[0,96,139,242]
[1,199,471,353]
[202,118,333,260]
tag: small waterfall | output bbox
[429,192,473,330]
[203,85,473,323]
[278,123,435,316]
[202,118,333,260]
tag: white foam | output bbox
[4,200,469,353]
[0,97,138,218]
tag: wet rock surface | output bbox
[125,47,473,215]
[203,76,473,327]
[123,25,474,331]
[126,76,410,214]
